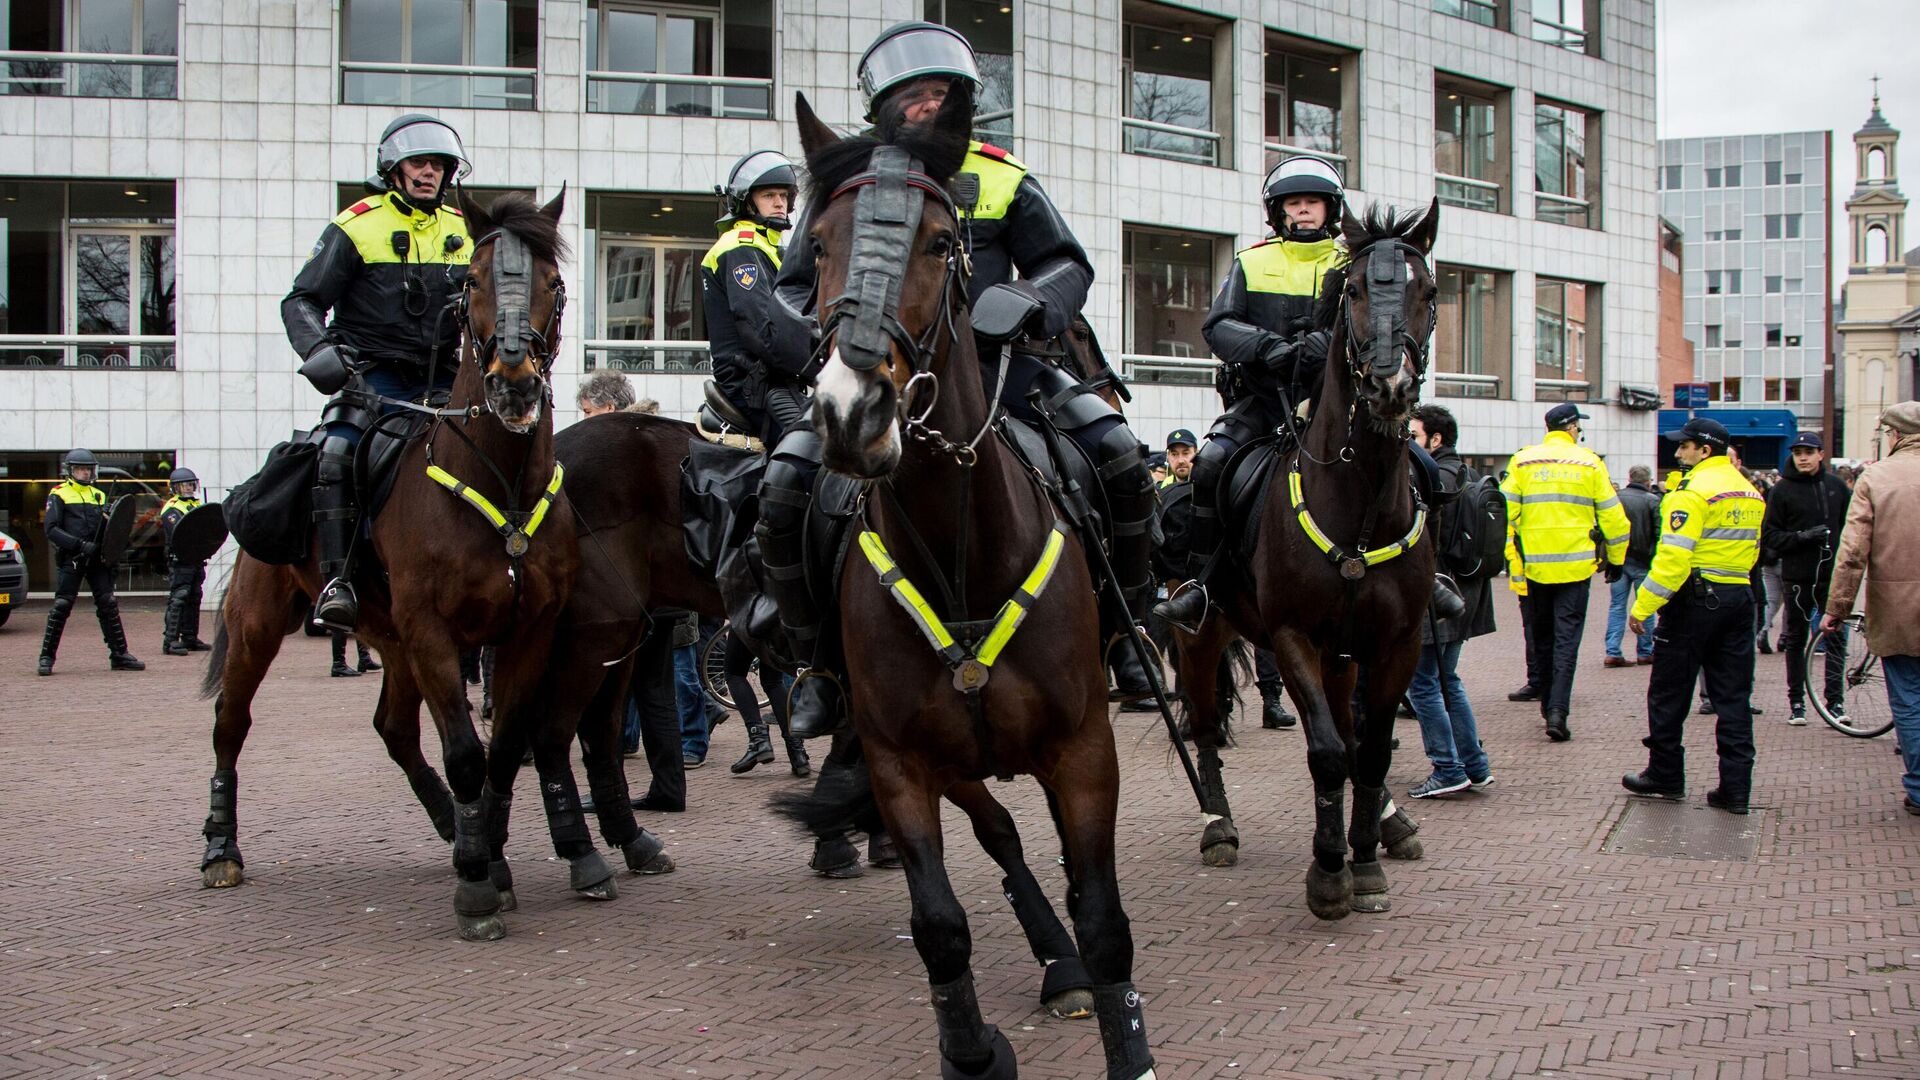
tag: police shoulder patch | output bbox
[732,262,758,290]
[1668,509,1690,531]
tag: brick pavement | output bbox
[1,587,1917,1078]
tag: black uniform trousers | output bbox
[165,561,206,643]
[1777,576,1845,711]
[1524,579,1591,717]
[629,626,687,810]
[48,560,123,653]
[1643,581,1756,798]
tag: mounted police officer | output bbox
[703,149,806,446]
[762,21,1156,738]
[282,113,474,632]
[1623,417,1763,814]
[38,448,143,676]
[159,466,212,655]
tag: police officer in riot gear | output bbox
[159,466,212,655]
[762,21,1157,739]
[38,448,144,676]
[282,113,474,632]
[703,150,807,445]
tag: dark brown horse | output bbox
[783,92,1156,1080]
[197,191,592,940]
[1170,201,1441,920]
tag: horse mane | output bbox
[1313,202,1431,331]
[475,191,569,266]
[803,82,976,202]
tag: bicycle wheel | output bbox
[1806,613,1895,738]
[699,623,773,714]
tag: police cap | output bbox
[1165,428,1198,449]
[1664,417,1731,449]
[1544,403,1590,430]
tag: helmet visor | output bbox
[859,26,981,108]
[729,151,797,199]
[379,121,472,179]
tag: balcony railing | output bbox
[1,50,176,99]
[0,335,177,369]
[584,339,712,374]
[1434,0,1500,28]
[1122,117,1222,167]
[1431,370,1502,399]
[1536,189,1592,227]
[340,60,536,110]
[1534,375,1593,402]
[974,107,1014,143]
[1531,16,1590,54]
[586,71,774,119]
[1119,352,1215,387]
[1437,172,1501,213]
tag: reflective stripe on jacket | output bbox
[282,192,473,366]
[1500,429,1628,584]
[1631,454,1763,621]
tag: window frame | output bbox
[1534,275,1600,402]
[0,179,177,370]
[584,0,775,119]
[1534,96,1599,229]
[1529,0,1597,55]
[1433,262,1510,399]
[1435,73,1508,214]
[340,0,539,110]
[1262,31,1356,183]
[1119,224,1225,386]
[1433,0,1504,30]
[1121,2,1230,169]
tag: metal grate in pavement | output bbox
[1602,797,1765,860]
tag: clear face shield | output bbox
[378,122,472,182]
[173,481,199,498]
[858,26,980,117]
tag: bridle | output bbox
[455,228,567,398]
[810,146,996,466]
[1337,238,1435,439]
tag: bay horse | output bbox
[197,191,597,941]
[785,91,1156,1080]
[1170,201,1441,920]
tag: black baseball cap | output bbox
[1664,417,1731,448]
[1166,428,1198,449]
[1544,403,1590,429]
[1788,431,1823,451]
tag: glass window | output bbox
[1434,265,1508,398]
[1705,167,1721,188]
[1725,269,1741,293]
[1662,164,1682,190]
[582,193,717,374]
[1263,38,1350,176]
[925,0,1014,143]
[1764,274,1781,293]
[1434,0,1501,28]
[588,1,771,119]
[1530,0,1590,53]
[1535,100,1594,228]
[1435,81,1502,212]
[341,0,538,110]
[1723,227,1741,240]
[1785,378,1802,402]
[1722,376,1741,401]
[1123,15,1220,167]
[1535,277,1596,401]
[1764,160,1782,184]
[1,0,178,98]
[1764,325,1781,345]
[1723,164,1742,187]
[1704,324,1721,347]
[1121,227,1219,385]
[1,179,175,369]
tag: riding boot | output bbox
[358,642,381,672]
[181,587,210,649]
[757,519,843,740]
[99,597,143,671]
[310,474,360,633]
[330,631,361,678]
[785,733,811,777]
[163,572,187,653]
[39,594,73,676]
[730,719,776,774]
[1154,501,1222,631]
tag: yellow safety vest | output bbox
[51,480,105,507]
[1237,236,1344,299]
[1631,455,1763,620]
[701,219,783,273]
[332,193,472,269]
[161,496,201,517]
[1500,429,1629,584]
[954,141,1028,221]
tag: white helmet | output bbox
[1263,156,1345,241]
[857,22,981,121]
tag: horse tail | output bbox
[769,744,880,839]
[198,599,229,700]
[1215,637,1253,746]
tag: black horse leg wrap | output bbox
[1002,874,1077,962]
[486,787,512,853]
[585,765,640,849]
[1348,784,1386,853]
[1091,982,1155,1080]
[929,971,994,1067]
[451,793,491,875]
[1198,747,1231,819]
[409,769,457,842]
[201,769,242,866]
[1313,788,1347,870]
[540,775,592,855]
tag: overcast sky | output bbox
[1657,0,1917,287]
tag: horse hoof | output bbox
[1380,808,1422,860]
[940,1026,1018,1080]
[496,888,518,913]
[1199,817,1240,867]
[1041,956,1093,1019]
[1349,860,1390,913]
[201,860,244,889]
[1384,836,1424,861]
[570,852,618,899]
[457,914,507,942]
[1305,863,1353,921]
[623,833,676,875]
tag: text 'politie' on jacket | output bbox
[1500,429,1629,584]
[1630,453,1764,622]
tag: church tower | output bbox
[1847,82,1907,271]
[1837,83,1917,459]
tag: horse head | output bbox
[795,87,974,479]
[457,188,569,434]
[1332,199,1440,433]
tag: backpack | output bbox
[1438,465,1508,581]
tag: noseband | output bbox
[1339,238,1435,439]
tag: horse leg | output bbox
[1274,630,1353,920]
[1347,646,1417,914]
[868,754,1017,1080]
[370,663,455,843]
[948,781,1093,1021]
[200,564,299,889]
[401,626,502,941]
[1173,621,1239,866]
[1044,722,1156,1080]
[574,656,674,876]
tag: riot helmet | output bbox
[858,22,982,122]
[372,113,471,211]
[1263,156,1346,242]
[716,150,798,231]
[169,466,199,498]
[63,447,99,484]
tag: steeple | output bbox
[1848,84,1905,270]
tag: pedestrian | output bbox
[576,368,636,417]
[158,467,213,656]
[1134,429,1203,714]
[722,626,809,777]
[1622,417,1763,814]
[628,618,688,813]
[1762,431,1851,724]
[37,448,143,676]
[1604,464,1661,667]
[1501,404,1629,741]
[1406,404,1494,797]
[328,629,381,678]
[1822,401,1920,815]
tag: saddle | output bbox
[359,401,444,521]
[998,416,1117,595]
[1221,436,1283,561]
[696,379,765,453]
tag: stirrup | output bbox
[1155,580,1210,634]
[312,578,359,633]
[786,667,848,739]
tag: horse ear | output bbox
[459,187,491,238]
[796,93,839,159]
[540,182,567,224]
[924,79,976,180]
[1340,202,1368,250]
[1408,196,1440,254]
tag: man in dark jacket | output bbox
[1605,465,1662,666]
[1763,432,1852,723]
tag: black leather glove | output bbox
[80,540,99,558]
[1603,563,1624,584]
[1799,525,1830,545]
[298,343,357,395]
[1259,335,1298,370]
[974,281,1046,343]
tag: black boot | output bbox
[357,644,381,672]
[1261,692,1297,729]
[786,736,811,778]
[757,516,843,740]
[39,595,72,676]
[1154,503,1221,633]
[330,632,361,678]
[164,640,190,656]
[310,477,359,632]
[730,720,776,774]
[180,594,211,649]
[99,598,143,671]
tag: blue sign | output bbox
[1673,383,1710,409]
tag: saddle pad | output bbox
[681,439,765,581]
[1224,438,1281,561]
[358,409,436,522]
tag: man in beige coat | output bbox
[1822,400,1920,815]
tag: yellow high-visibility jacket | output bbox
[1631,454,1763,621]
[1500,429,1629,584]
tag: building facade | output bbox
[1,0,1658,594]
[1835,94,1918,462]
[1657,130,1833,438]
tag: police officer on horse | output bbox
[761,21,1157,738]
[38,448,144,676]
[703,150,806,446]
[159,466,212,655]
[282,113,474,632]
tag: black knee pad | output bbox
[758,429,823,534]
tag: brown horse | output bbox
[785,91,1156,1080]
[197,191,590,941]
[1170,201,1441,920]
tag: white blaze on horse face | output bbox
[816,345,865,428]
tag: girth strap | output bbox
[426,461,565,558]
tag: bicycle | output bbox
[1805,612,1895,738]
[698,621,773,714]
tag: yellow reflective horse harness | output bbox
[426,460,563,559]
[1286,461,1426,581]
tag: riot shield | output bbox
[169,503,229,565]
[96,495,138,566]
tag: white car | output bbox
[0,530,26,627]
